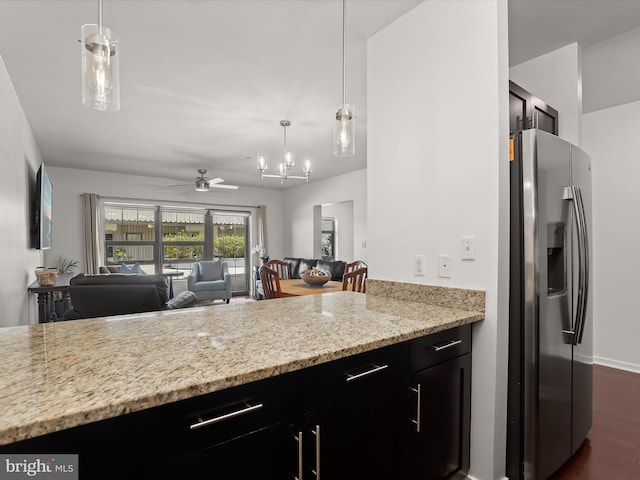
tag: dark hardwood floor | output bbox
[550,364,640,480]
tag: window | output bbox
[212,214,248,292]
[102,202,250,295]
[104,205,157,273]
[162,210,205,264]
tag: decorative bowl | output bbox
[300,270,332,287]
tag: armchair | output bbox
[187,260,232,303]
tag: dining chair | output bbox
[342,267,367,293]
[260,265,283,299]
[264,259,292,280]
[345,260,367,274]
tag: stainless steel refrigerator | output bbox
[507,129,593,480]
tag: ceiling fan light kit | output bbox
[333,0,355,157]
[257,120,313,184]
[167,169,238,192]
[81,0,119,112]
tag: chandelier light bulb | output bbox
[284,148,295,168]
[257,153,268,171]
[88,38,112,101]
[303,156,313,174]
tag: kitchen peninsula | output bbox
[0,280,484,479]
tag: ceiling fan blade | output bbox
[210,184,239,190]
[206,177,224,185]
[167,183,192,187]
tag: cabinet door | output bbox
[300,390,397,480]
[509,80,558,136]
[401,354,471,480]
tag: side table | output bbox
[27,273,73,323]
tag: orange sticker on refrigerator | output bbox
[509,138,514,161]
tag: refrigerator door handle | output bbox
[563,185,589,346]
[575,187,590,344]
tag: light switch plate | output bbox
[461,236,476,260]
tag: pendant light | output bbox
[258,120,313,184]
[333,0,354,157]
[81,0,120,111]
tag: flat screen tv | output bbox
[34,164,52,250]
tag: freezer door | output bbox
[521,129,573,480]
[570,145,593,453]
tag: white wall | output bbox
[282,169,366,263]
[0,56,45,327]
[368,2,509,479]
[510,43,582,146]
[583,101,640,373]
[583,26,640,114]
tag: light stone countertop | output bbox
[0,281,484,446]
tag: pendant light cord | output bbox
[342,0,346,106]
[98,0,104,34]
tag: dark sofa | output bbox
[63,274,197,320]
[283,257,347,281]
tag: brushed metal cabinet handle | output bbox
[311,424,321,480]
[430,339,462,351]
[345,363,389,382]
[410,384,422,433]
[294,430,303,480]
[189,402,263,430]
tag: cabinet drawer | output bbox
[156,373,298,457]
[410,325,471,371]
[304,342,409,411]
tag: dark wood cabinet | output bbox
[296,345,405,480]
[1,326,473,480]
[509,80,559,136]
[399,325,472,480]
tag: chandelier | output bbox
[257,120,313,183]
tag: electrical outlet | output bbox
[438,255,452,278]
[414,254,425,276]
[461,236,476,260]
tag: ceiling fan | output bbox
[170,169,239,192]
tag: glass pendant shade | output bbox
[284,148,295,167]
[333,104,355,157]
[81,24,120,112]
[303,156,313,174]
[257,153,268,171]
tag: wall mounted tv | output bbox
[34,164,52,250]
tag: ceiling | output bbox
[2,1,640,191]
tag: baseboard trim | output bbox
[594,355,640,374]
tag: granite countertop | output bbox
[0,280,484,446]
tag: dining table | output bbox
[279,278,344,297]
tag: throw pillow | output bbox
[198,260,223,281]
[120,262,146,274]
